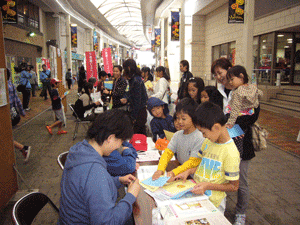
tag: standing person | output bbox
[58,109,140,225]
[29,65,38,97]
[103,65,128,109]
[211,58,260,225]
[121,59,148,135]
[39,64,51,100]
[176,60,193,104]
[141,67,154,97]
[65,68,72,90]
[151,66,170,104]
[78,65,86,93]
[184,77,205,104]
[19,66,32,111]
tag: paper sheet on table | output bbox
[170,187,193,199]
[142,176,170,187]
[136,151,161,162]
[227,124,244,138]
[164,130,175,141]
[162,180,196,195]
[90,92,104,105]
[145,80,153,89]
[140,182,161,192]
[137,165,167,181]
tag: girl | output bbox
[151,66,170,104]
[225,65,263,129]
[200,85,223,108]
[185,77,205,104]
[141,66,154,97]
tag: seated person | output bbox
[152,98,205,181]
[147,97,176,142]
[103,141,138,176]
[74,82,101,121]
[174,102,240,213]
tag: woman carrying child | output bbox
[184,77,205,104]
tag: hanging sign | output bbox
[1,0,17,23]
[85,51,98,81]
[71,25,77,48]
[102,48,113,75]
[171,11,180,41]
[228,0,245,23]
[151,40,155,52]
[93,29,99,52]
[154,28,161,47]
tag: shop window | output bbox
[212,41,236,65]
[16,0,39,30]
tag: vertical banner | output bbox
[154,28,161,47]
[71,25,77,48]
[85,51,98,81]
[228,0,245,23]
[102,48,113,75]
[1,0,17,24]
[151,40,155,52]
[93,29,98,51]
[171,11,180,41]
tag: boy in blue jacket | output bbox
[147,97,176,142]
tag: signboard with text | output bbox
[102,48,113,75]
[85,51,98,81]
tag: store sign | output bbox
[102,48,113,75]
[93,29,98,51]
[1,0,17,23]
[155,28,161,47]
[171,11,180,41]
[71,26,77,48]
[85,51,97,81]
[228,0,245,23]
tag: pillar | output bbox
[179,0,185,62]
[66,15,72,71]
[160,18,165,66]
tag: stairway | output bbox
[260,86,300,118]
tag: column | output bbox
[160,18,165,66]
[66,15,72,71]
[179,0,185,62]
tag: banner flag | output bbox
[2,0,17,23]
[171,11,180,41]
[102,48,113,75]
[93,29,99,51]
[228,0,245,23]
[85,51,98,81]
[151,40,155,52]
[71,26,77,48]
[154,29,161,47]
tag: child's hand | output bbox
[152,170,164,180]
[135,163,140,171]
[120,98,127,104]
[119,174,136,185]
[166,171,175,183]
[226,124,233,129]
[95,101,101,106]
[191,182,211,195]
[174,170,190,183]
[128,178,140,198]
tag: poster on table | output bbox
[228,0,245,23]
[1,0,17,24]
[85,51,98,81]
[0,68,8,107]
[93,29,99,52]
[171,11,180,41]
[151,40,155,52]
[102,48,113,76]
[71,26,77,48]
[154,28,161,47]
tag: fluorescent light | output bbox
[262,40,266,42]
[287,38,293,41]
[277,34,284,37]
[70,24,77,27]
[284,46,290,48]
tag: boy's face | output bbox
[151,106,165,118]
[197,125,221,143]
[100,76,106,81]
[176,111,194,131]
[174,119,181,131]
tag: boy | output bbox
[152,98,205,180]
[46,78,67,135]
[39,64,51,100]
[175,102,240,213]
[147,97,176,142]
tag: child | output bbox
[225,65,263,129]
[58,109,140,224]
[152,98,205,180]
[46,78,67,135]
[175,102,240,213]
[147,97,176,142]
[185,77,205,104]
[200,85,223,108]
[173,113,181,131]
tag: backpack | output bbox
[251,122,269,151]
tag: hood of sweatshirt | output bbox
[147,97,169,117]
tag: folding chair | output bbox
[12,192,59,225]
[69,104,90,140]
[57,151,69,170]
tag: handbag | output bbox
[11,106,20,126]
[251,122,269,151]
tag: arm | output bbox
[172,157,201,176]
[150,119,165,142]
[157,148,174,172]
[191,180,239,195]
[235,105,260,128]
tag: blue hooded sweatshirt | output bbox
[103,141,137,176]
[147,97,176,142]
[58,140,136,225]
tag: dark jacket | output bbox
[74,98,96,118]
[177,71,193,100]
[147,97,176,142]
[112,77,128,108]
[78,70,86,84]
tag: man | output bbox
[39,64,51,100]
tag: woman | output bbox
[151,66,170,104]
[74,82,101,121]
[120,59,148,135]
[103,65,128,109]
[78,65,86,93]
[19,65,32,111]
[211,58,260,225]
[141,66,154,97]
[176,60,193,104]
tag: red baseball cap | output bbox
[50,78,62,86]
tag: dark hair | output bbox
[185,77,205,104]
[83,82,94,99]
[141,67,150,74]
[211,58,232,75]
[123,59,138,79]
[113,65,123,73]
[80,65,85,71]
[195,102,227,129]
[202,86,223,108]
[29,65,34,70]
[68,68,71,71]
[156,66,170,81]
[7,68,10,80]
[42,64,46,68]
[226,65,249,84]
[175,97,199,125]
[180,60,189,71]
[86,109,134,145]
[88,77,97,85]
[98,71,107,79]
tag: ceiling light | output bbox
[71,24,77,27]
[262,40,266,42]
[284,46,290,48]
[277,34,284,37]
[262,45,266,49]
[287,38,293,41]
